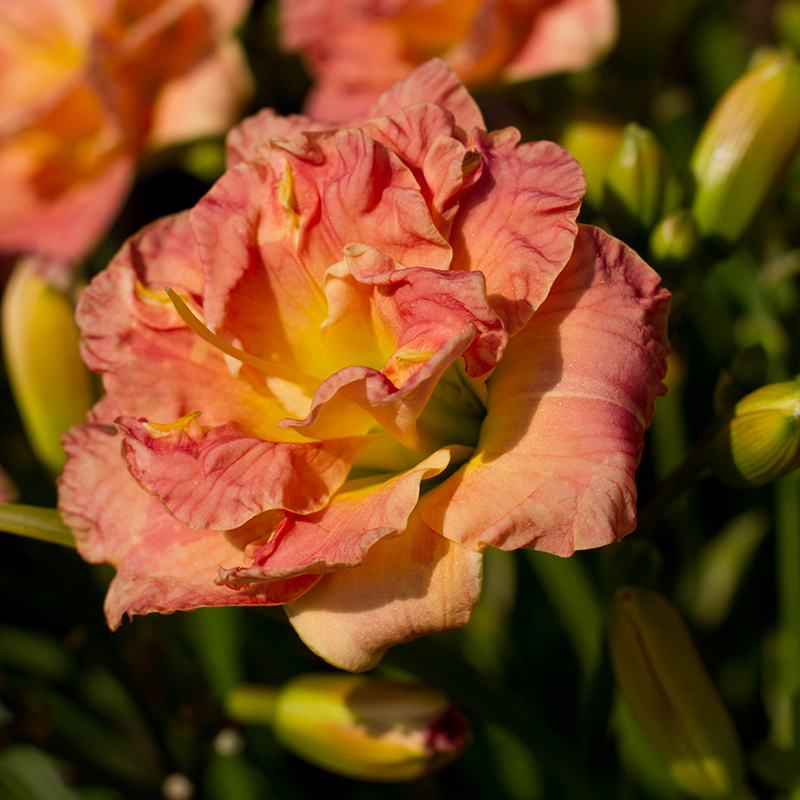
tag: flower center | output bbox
[166,286,319,391]
[417,359,487,451]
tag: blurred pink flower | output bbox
[58,60,669,672]
[0,0,253,263]
[281,0,618,122]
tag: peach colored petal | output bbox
[327,244,505,377]
[285,510,484,672]
[218,446,455,583]
[58,422,319,629]
[118,416,364,529]
[450,127,585,335]
[77,213,298,438]
[360,57,485,132]
[0,155,133,261]
[148,38,253,148]
[361,100,484,239]
[282,325,476,451]
[418,225,670,556]
[193,127,451,373]
[225,108,330,167]
[504,0,618,81]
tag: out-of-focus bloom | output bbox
[280,0,619,122]
[608,586,747,799]
[57,60,670,672]
[706,379,800,488]
[2,256,94,472]
[690,48,800,245]
[0,0,253,264]
[227,674,468,781]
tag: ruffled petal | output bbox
[282,326,476,451]
[118,416,364,529]
[58,423,319,629]
[193,127,451,373]
[285,510,484,672]
[451,127,585,335]
[218,446,456,583]
[77,212,296,438]
[361,101,484,239]
[361,58,485,132]
[418,225,670,555]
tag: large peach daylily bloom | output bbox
[0,0,252,262]
[58,60,669,672]
[281,0,618,122]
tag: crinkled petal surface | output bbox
[59,423,319,628]
[418,225,670,555]
[286,509,484,672]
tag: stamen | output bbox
[165,287,319,391]
[278,163,300,227]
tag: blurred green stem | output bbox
[0,504,75,548]
[776,472,800,736]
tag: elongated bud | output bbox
[649,208,701,265]
[1,258,94,472]
[690,48,800,244]
[705,379,800,488]
[608,587,747,799]
[226,675,469,782]
[560,120,626,210]
[604,123,671,239]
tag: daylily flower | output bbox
[280,0,619,122]
[58,59,670,672]
[0,0,253,264]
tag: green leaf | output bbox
[0,745,82,800]
[0,504,75,548]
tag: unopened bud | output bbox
[690,48,800,244]
[560,120,626,210]
[706,380,800,488]
[608,587,746,799]
[226,674,469,782]
[604,123,672,239]
[649,208,701,265]
[1,257,94,472]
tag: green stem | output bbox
[776,472,800,731]
[0,503,75,548]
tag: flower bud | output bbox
[608,587,746,799]
[604,123,671,239]
[559,120,626,210]
[649,208,701,265]
[226,674,469,782]
[690,48,800,245]
[1,257,94,472]
[706,379,800,488]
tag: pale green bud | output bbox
[608,587,746,799]
[559,120,626,210]
[649,208,701,265]
[706,380,800,488]
[605,123,671,239]
[690,48,800,244]
[226,675,469,782]
[1,258,94,472]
